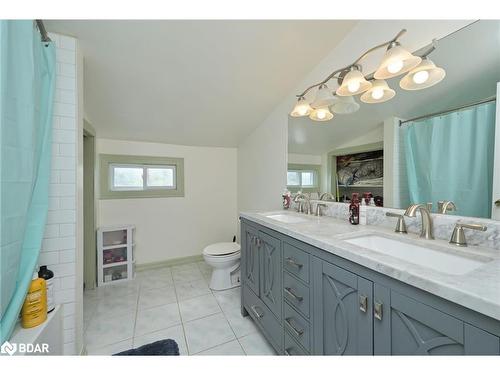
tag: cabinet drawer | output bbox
[285,332,309,355]
[243,286,283,353]
[283,242,310,285]
[284,302,311,352]
[283,271,310,319]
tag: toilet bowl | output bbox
[203,242,241,291]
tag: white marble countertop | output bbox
[240,210,500,321]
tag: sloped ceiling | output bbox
[45,20,357,147]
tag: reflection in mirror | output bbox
[288,20,500,219]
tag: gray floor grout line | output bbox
[171,266,190,355]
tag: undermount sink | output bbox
[345,235,490,275]
[265,214,308,224]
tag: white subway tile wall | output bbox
[41,33,78,355]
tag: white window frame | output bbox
[287,168,319,189]
[109,163,177,192]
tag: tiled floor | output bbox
[83,261,276,355]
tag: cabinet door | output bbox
[312,257,373,355]
[241,223,260,296]
[374,287,465,355]
[258,230,282,319]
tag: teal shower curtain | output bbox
[0,20,55,343]
[402,101,496,218]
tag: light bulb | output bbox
[371,88,384,100]
[347,81,360,93]
[387,59,403,74]
[317,109,326,119]
[412,70,429,84]
[296,105,308,116]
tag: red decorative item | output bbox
[349,193,360,225]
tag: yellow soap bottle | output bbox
[21,271,48,328]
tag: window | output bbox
[100,154,184,199]
[287,164,320,191]
[110,164,176,191]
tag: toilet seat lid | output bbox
[203,242,241,256]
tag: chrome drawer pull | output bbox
[285,317,304,337]
[374,301,383,321]
[284,287,303,302]
[285,257,303,269]
[250,305,264,319]
[359,295,368,313]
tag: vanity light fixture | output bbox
[360,79,395,104]
[290,96,312,117]
[336,66,372,96]
[374,42,422,79]
[400,58,446,90]
[311,84,336,107]
[331,95,360,114]
[309,106,334,122]
[290,30,446,122]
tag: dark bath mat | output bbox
[113,339,179,356]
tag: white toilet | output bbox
[203,242,241,291]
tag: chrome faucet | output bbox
[404,204,434,239]
[319,192,335,201]
[438,200,457,214]
[293,193,311,214]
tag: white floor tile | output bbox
[172,268,204,283]
[197,339,245,355]
[86,339,133,356]
[184,313,236,354]
[213,287,241,311]
[238,331,277,355]
[196,261,212,276]
[85,312,136,349]
[179,294,221,322]
[135,302,181,337]
[133,324,188,355]
[138,286,177,310]
[223,307,258,338]
[94,292,138,317]
[175,278,211,301]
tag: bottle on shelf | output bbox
[21,271,47,328]
[38,265,55,313]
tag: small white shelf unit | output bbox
[97,225,135,287]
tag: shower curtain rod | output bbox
[35,20,51,43]
[399,96,497,126]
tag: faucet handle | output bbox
[386,212,408,234]
[449,222,487,247]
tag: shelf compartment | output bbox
[102,264,128,283]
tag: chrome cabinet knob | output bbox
[359,295,368,313]
[374,301,383,321]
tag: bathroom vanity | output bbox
[240,211,500,355]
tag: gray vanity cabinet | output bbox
[374,285,465,355]
[312,257,373,355]
[240,218,500,356]
[258,231,283,320]
[242,223,260,296]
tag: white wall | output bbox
[288,153,322,165]
[237,20,472,214]
[96,139,238,265]
[38,33,80,355]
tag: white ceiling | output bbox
[289,20,500,155]
[45,20,356,147]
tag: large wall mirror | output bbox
[288,20,500,220]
